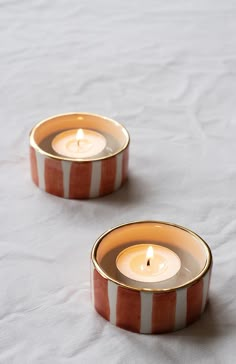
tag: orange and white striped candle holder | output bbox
[91,221,212,334]
[29,113,130,199]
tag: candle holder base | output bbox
[29,113,130,199]
[91,221,212,334]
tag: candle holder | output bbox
[29,113,130,199]
[91,221,212,334]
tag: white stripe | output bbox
[35,152,45,190]
[201,272,210,313]
[175,288,187,330]
[90,161,101,198]
[90,265,95,305]
[108,281,118,325]
[61,161,72,198]
[140,291,153,333]
[114,153,123,191]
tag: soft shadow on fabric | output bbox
[99,174,149,206]
[172,298,225,342]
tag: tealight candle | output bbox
[52,128,107,159]
[116,244,181,288]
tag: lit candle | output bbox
[52,128,107,159]
[116,244,181,288]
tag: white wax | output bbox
[52,128,107,159]
[116,244,181,287]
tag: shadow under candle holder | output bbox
[173,298,224,342]
[98,173,150,206]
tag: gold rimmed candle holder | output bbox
[29,113,130,199]
[91,221,212,334]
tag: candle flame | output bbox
[146,246,154,260]
[146,245,154,267]
[76,128,85,143]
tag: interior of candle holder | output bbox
[30,113,129,160]
[92,221,212,290]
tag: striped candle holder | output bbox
[29,113,130,199]
[91,221,212,334]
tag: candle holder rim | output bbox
[29,112,130,162]
[91,220,213,293]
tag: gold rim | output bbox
[29,112,130,162]
[91,220,213,293]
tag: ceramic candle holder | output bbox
[29,113,130,199]
[91,221,213,334]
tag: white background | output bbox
[1,1,236,363]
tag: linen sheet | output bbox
[0,1,235,362]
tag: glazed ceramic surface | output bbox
[30,113,129,199]
[91,221,212,334]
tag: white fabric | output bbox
[1,0,236,362]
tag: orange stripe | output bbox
[100,156,117,196]
[69,162,92,199]
[152,291,176,333]
[30,147,38,186]
[45,158,64,197]
[187,279,203,325]
[122,148,129,184]
[93,270,109,321]
[116,286,141,333]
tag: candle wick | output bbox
[147,258,151,266]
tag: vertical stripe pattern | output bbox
[92,270,211,334]
[116,286,141,333]
[187,279,203,325]
[44,158,64,197]
[114,153,123,191]
[175,287,187,330]
[69,162,92,199]
[152,291,176,333]
[30,147,38,186]
[30,146,129,198]
[201,269,211,313]
[100,156,117,196]
[90,161,102,198]
[122,148,129,183]
[140,291,153,333]
[35,152,45,191]
[108,281,118,325]
[62,161,72,198]
[93,270,109,321]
